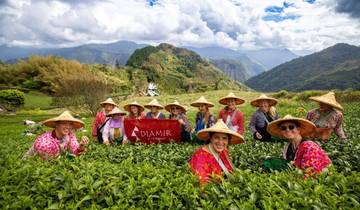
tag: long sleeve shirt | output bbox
[189,147,233,185]
[249,109,279,134]
[92,111,106,137]
[23,130,84,159]
[283,140,331,178]
[306,108,347,140]
[195,112,215,133]
[102,118,127,144]
[218,108,245,135]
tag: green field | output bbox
[1,90,360,209]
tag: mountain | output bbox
[184,46,266,77]
[0,41,147,65]
[210,59,250,83]
[245,43,360,91]
[245,48,299,70]
[126,43,248,94]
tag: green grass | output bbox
[22,91,53,110]
[1,90,360,209]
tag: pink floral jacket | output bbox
[283,140,331,178]
[24,130,84,159]
[306,108,347,140]
[189,147,233,185]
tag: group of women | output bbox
[23,91,347,184]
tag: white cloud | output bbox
[0,0,359,52]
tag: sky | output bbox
[0,0,359,54]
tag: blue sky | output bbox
[0,0,359,53]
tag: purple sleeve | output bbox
[334,112,347,140]
[249,112,258,134]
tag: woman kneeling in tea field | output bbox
[218,92,245,135]
[124,101,146,120]
[267,115,331,178]
[249,94,279,142]
[92,98,117,142]
[189,119,244,185]
[23,111,89,159]
[144,99,166,119]
[306,92,347,141]
[165,100,192,142]
[102,107,127,145]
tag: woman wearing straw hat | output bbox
[218,92,245,135]
[144,99,166,119]
[23,111,89,159]
[306,92,347,141]
[165,100,192,142]
[92,98,117,141]
[102,107,127,146]
[249,94,279,142]
[124,101,146,120]
[191,96,215,133]
[189,119,244,185]
[267,115,331,178]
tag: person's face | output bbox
[199,104,207,113]
[279,122,300,140]
[104,104,115,113]
[150,106,159,113]
[130,105,139,114]
[259,100,269,113]
[112,114,121,120]
[55,121,72,136]
[210,133,229,153]
[227,98,236,110]
[171,106,180,115]
[319,103,332,113]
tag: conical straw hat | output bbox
[190,96,214,107]
[43,111,84,129]
[144,99,164,109]
[164,100,187,113]
[250,94,278,107]
[267,114,316,138]
[309,92,343,110]
[123,101,145,113]
[100,98,117,107]
[197,119,244,144]
[106,107,127,117]
[219,92,245,105]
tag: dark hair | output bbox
[207,132,231,143]
[278,120,300,128]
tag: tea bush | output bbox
[0,101,359,209]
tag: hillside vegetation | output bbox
[246,43,360,91]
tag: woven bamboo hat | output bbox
[43,111,84,129]
[267,114,316,138]
[190,96,214,108]
[197,119,244,144]
[309,92,343,111]
[219,92,245,105]
[144,99,164,109]
[123,101,145,113]
[164,100,187,113]
[106,107,127,117]
[100,98,117,107]
[250,94,278,107]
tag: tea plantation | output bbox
[1,91,359,209]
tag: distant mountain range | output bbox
[0,41,300,82]
[245,43,360,91]
[0,41,147,65]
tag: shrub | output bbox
[0,89,25,109]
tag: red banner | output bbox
[124,119,181,144]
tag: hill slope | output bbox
[126,43,248,94]
[245,43,360,91]
[210,59,250,83]
[245,48,299,70]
